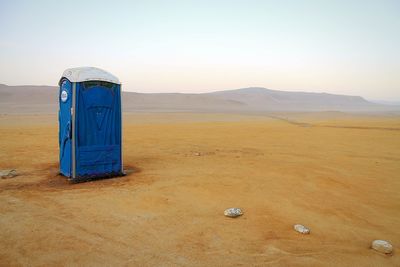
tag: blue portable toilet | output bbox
[58,67,123,181]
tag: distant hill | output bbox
[0,84,59,114]
[0,84,398,114]
[209,87,379,111]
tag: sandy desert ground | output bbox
[0,112,399,266]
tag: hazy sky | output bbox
[0,0,399,100]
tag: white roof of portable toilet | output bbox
[61,67,120,84]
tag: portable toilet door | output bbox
[59,67,123,181]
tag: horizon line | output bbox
[1,83,400,102]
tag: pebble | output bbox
[124,169,135,175]
[0,169,17,179]
[294,224,310,234]
[224,208,243,218]
[372,240,393,254]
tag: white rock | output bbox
[124,169,135,175]
[224,208,243,218]
[294,224,310,234]
[0,169,17,179]
[372,240,393,254]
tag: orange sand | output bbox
[0,113,399,266]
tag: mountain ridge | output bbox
[0,84,398,114]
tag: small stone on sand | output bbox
[0,169,17,179]
[124,169,135,175]
[372,240,393,254]
[224,208,243,218]
[294,224,310,234]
